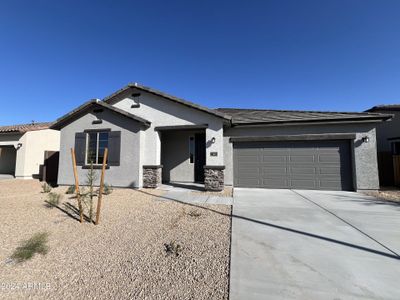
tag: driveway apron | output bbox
[230,188,400,300]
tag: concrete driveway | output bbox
[230,188,400,300]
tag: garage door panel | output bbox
[319,180,342,189]
[236,156,261,163]
[237,167,260,176]
[237,178,262,186]
[289,155,315,163]
[318,155,340,163]
[262,178,289,188]
[262,167,287,176]
[319,166,341,175]
[290,166,317,175]
[234,140,353,191]
[290,179,317,189]
[262,155,287,162]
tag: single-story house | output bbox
[366,105,400,186]
[0,122,60,179]
[51,83,391,191]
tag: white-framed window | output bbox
[86,131,109,165]
[189,136,195,163]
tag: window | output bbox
[189,136,195,163]
[392,142,400,155]
[86,131,109,165]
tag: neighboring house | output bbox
[366,105,400,186]
[51,83,391,191]
[0,122,60,179]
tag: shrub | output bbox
[164,241,183,257]
[41,183,52,193]
[103,183,113,195]
[11,232,49,263]
[45,192,62,208]
[66,185,76,194]
[85,163,98,221]
[187,210,201,217]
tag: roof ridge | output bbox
[0,121,54,133]
[366,104,400,112]
[0,121,53,127]
[216,107,381,115]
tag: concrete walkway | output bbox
[156,183,233,205]
[230,188,400,300]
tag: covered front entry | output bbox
[0,146,17,176]
[233,140,353,191]
[160,129,206,184]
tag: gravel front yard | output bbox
[0,180,231,300]
[364,188,400,203]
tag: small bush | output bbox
[66,185,76,194]
[103,183,113,195]
[41,183,52,193]
[11,232,49,263]
[164,241,183,257]
[187,210,202,217]
[45,192,62,208]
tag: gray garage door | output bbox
[233,140,353,191]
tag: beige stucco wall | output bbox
[14,129,60,179]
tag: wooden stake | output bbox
[71,148,84,223]
[95,148,108,225]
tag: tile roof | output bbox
[0,122,53,134]
[215,108,392,125]
[366,104,400,112]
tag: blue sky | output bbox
[1,0,400,124]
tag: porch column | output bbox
[141,129,162,188]
[204,123,225,191]
[143,165,163,188]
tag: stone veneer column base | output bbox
[204,165,225,191]
[143,165,162,188]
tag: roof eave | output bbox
[50,99,151,130]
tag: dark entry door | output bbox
[194,133,206,182]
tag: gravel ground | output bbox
[191,187,233,197]
[364,188,400,203]
[0,180,231,300]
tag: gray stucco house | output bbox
[51,83,391,191]
[366,105,400,186]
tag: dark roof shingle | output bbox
[215,108,392,125]
[0,122,53,134]
[366,104,400,112]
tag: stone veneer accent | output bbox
[143,165,162,188]
[204,165,225,191]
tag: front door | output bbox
[194,133,206,182]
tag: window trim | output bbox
[85,130,109,166]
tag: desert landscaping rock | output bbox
[0,180,231,299]
[364,189,400,203]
